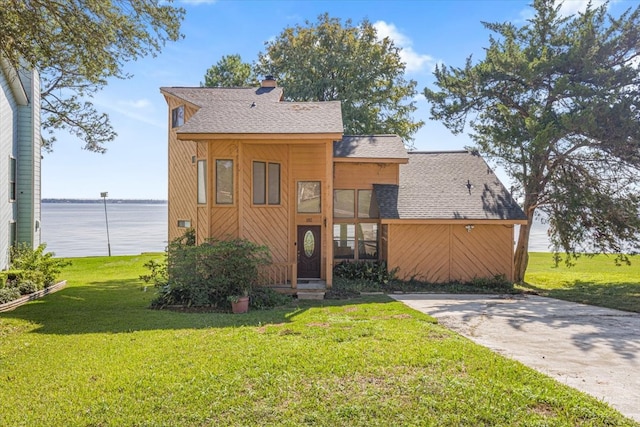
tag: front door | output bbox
[297,225,321,278]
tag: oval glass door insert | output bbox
[303,230,315,257]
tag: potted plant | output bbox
[227,292,249,314]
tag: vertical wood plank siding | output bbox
[388,224,515,282]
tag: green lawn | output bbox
[524,252,640,313]
[0,254,637,426]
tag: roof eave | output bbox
[333,157,409,164]
[176,132,344,141]
[380,218,528,225]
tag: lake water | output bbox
[42,203,168,257]
[41,202,553,258]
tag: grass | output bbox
[523,252,640,313]
[0,254,637,426]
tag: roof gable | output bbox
[374,151,526,221]
[160,86,343,135]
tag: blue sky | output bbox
[41,0,624,199]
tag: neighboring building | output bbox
[161,78,526,289]
[0,59,41,270]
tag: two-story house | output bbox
[161,77,526,291]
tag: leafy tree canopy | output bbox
[424,0,640,281]
[202,54,258,87]
[0,0,184,152]
[253,13,423,144]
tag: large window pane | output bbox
[358,190,378,218]
[253,161,266,205]
[216,159,233,204]
[297,181,321,213]
[358,223,378,259]
[197,160,207,204]
[268,163,280,205]
[334,190,355,218]
[333,224,355,259]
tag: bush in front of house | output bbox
[333,260,398,288]
[0,287,21,304]
[147,230,272,308]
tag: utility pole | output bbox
[100,192,111,256]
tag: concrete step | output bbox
[296,291,326,300]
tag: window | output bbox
[297,181,321,213]
[253,161,280,205]
[197,160,207,204]
[358,223,378,259]
[171,105,184,128]
[216,159,233,204]
[9,157,16,201]
[177,220,191,228]
[334,190,354,218]
[333,223,378,260]
[333,189,379,261]
[358,190,378,218]
[333,224,355,259]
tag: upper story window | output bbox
[333,189,378,219]
[171,105,184,128]
[297,181,321,213]
[253,161,281,205]
[9,157,16,202]
[197,160,207,204]
[216,159,234,205]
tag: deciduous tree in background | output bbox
[0,0,184,152]
[202,54,258,88]
[424,0,640,282]
[254,13,423,144]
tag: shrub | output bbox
[149,231,272,308]
[14,280,40,295]
[9,243,70,288]
[333,260,397,286]
[249,287,292,309]
[0,288,20,304]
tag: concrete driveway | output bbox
[390,294,640,422]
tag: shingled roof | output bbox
[160,86,343,135]
[374,151,526,221]
[333,135,409,161]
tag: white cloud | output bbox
[118,99,152,110]
[557,0,610,16]
[373,20,436,74]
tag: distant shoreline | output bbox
[42,199,167,204]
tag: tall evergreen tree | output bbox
[425,0,640,281]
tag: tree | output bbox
[0,0,184,152]
[202,54,257,87]
[424,0,640,282]
[255,13,423,144]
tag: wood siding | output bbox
[333,163,398,188]
[387,223,515,282]
[241,144,289,263]
[166,96,199,242]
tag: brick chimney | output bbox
[261,75,277,88]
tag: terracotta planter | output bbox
[231,296,249,314]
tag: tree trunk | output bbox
[514,206,536,283]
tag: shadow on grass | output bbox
[0,278,393,335]
[519,280,640,313]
